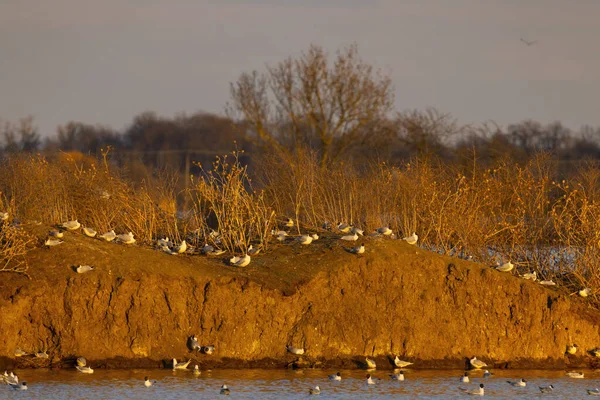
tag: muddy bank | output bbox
[1,229,600,370]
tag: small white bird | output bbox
[230,254,251,267]
[45,238,63,247]
[521,271,537,281]
[49,230,64,238]
[117,232,135,244]
[579,288,592,297]
[591,348,600,357]
[157,237,170,248]
[297,235,313,245]
[588,388,600,396]
[77,357,87,367]
[403,232,418,245]
[393,356,413,368]
[495,261,514,272]
[566,344,578,354]
[351,227,364,236]
[193,365,201,376]
[309,385,321,395]
[172,240,187,254]
[311,233,319,240]
[276,233,287,242]
[567,371,584,378]
[76,265,95,274]
[337,223,351,233]
[82,226,97,238]
[460,372,469,383]
[328,372,341,381]
[459,383,484,396]
[284,218,294,228]
[365,357,377,369]
[507,378,526,387]
[14,349,27,357]
[483,370,493,378]
[539,385,554,393]
[347,243,365,254]
[286,345,305,355]
[376,226,393,235]
[248,245,261,255]
[76,365,94,374]
[390,371,405,381]
[144,376,153,387]
[189,336,201,351]
[61,220,81,231]
[202,345,215,355]
[220,384,231,395]
[469,357,487,369]
[35,350,49,359]
[366,374,377,385]
[172,358,191,370]
[539,280,556,286]
[10,381,27,391]
[99,230,117,242]
[341,233,358,241]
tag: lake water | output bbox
[3,368,600,399]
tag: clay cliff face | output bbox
[1,233,599,370]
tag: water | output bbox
[3,368,600,399]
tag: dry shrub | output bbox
[189,151,275,253]
[0,222,35,277]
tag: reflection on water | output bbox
[3,368,600,399]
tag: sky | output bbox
[1,0,599,136]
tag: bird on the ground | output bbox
[35,350,48,359]
[403,232,418,245]
[230,254,251,267]
[579,288,592,297]
[522,271,537,281]
[567,344,578,355]
[0,212,8,221]
[61,220,81,231]
[284,218,294,228]
[76,265,95,274]
[297,235,313,245]
[76,357,87,367]
[82,227,97,238]
[202,345,215,355]
[469,357,487,369]
[172,358,191,370]
[193,365,201,376]
[99,230,117,242]
[539,280,556,286]
[117,232,135,244]
[286,345,304,355]
[365,357,376,369]
[45,238,63,247]
[14,349,27,357]
[341,233,358,241]
[76,365,94,374]
[567,371,584,378]
[49,230,64,238]
[495,261,514,272]
[337,223,351,233]
[377,226,392,235]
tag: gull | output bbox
[539,280,556,286]
[311,233,319,240]
[495,261,514,272]
[579,288,592,297]
[347,243,365,254]
[14,349,27,357]
[277,233,287,242]
[188,336,201,352]
[483,370,493,378]
[351,227,364,236]
[507,378,527,387]
[77,357,87,367]
[284,218,294,228]
[201,244,214,253]
[520,38,537,46]
[366,374,377,385]
[99,230,117,242]
[202,345,215,355]
[172,358,191,370]
[230,254,251,267]
[403,232,418,245]
[144,377,153,387]
[460,372,470,383]
[76,265,95,274]
[377,226,393,235]
[588,388,600,396]
[117,232,135,244]
[591,348,600,357]
[207,249,226,256]
[82,227,97,238]
[539,385,554,393]
[309,385,321,395]
[297,235,313,245]
[248,245,261,255]
[193,365,201,376]
[157,237,170,248]
[365,357,377,369]
[566,344,578,355]
[61,220,81,231]
[220,384,231,395]
[49,230,64,238]
[45,238,63,247]
[329,372,341,381]
[162,246,176,255]
[390,371,405,381]
[272,230,288,236]
[337,223,351,233]
[0,212,8,221]
[393,356,413,368]
[341,233,358,241]
[567,371,584,378]
[172,240,187,254]
[521,271,537,281]
[322,221,332,230]
[9,381,27,391]
[286,345,304,355]
[35,350,49,358]
[469,357,487,369]
[76,365,94,374]
[459,383,484,396]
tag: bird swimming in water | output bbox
[567,371,584,378]
[366,374,377,385]
[459,383,484,396]
[393,356,413,368]
[539,385,554,393]
[193,365,201,376]
[328,372,341,381]
[309,385,321,395]
[9,381,27,391]
[76,365,94,374]
[460,372,469,383]
[507,378,526,387]
[144,377,153,387]
[340,233,358,241]
[483,370,493,378]
[220,384,230,395]
[390,371,405,381]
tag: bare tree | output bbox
[227,43,394,168]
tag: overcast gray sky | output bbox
[1,0,599,136]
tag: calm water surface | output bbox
[3,368,600,399]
